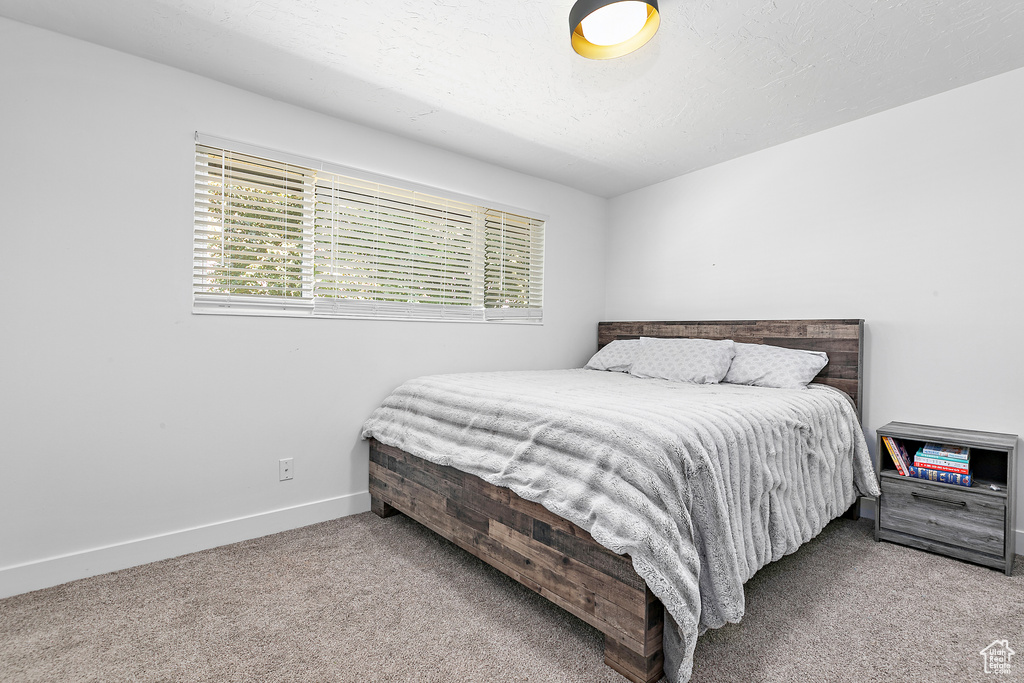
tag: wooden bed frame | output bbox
[369,319,864,683]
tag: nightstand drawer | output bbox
[879,477,1005,557]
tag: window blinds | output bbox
[484,209,545,320]
[193,145,315,314]
[194,138,544,322]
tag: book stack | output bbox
[910,442,971,487]
[881,436,912,476]
[882,437,973,487]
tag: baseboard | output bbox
[0,491,371,599]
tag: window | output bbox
[193,135,544,322]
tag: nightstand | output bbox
[874,422,1017,575]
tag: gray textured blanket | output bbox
[361,369,879,682]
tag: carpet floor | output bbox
[1,513,1021,682]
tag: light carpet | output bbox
[1,513,1021,682]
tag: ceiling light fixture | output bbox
[569,0,660,59]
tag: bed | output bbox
[362,320,879,683]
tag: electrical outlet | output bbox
[279,458,294,481]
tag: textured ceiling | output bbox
[3,0,1023,197]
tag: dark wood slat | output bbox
[370,495,398,518]
[368,439,664,682]
[451,483,535,536]
[445,497,490,534]
[532,520,644,590]
[605,634,665,683]
[815,377,858,397]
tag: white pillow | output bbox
[629,337,736,384]
[585,339,641,372]
[724,342,829,389]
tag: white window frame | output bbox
[193,133,545,324]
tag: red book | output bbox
[915,460,970,475]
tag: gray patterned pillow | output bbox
[629,337,736,384]
[724,343,829,389]
[585,339,641,372]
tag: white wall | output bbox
[0,18,608,597]
[605,67,1024,540]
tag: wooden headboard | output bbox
[598,319,864,418]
